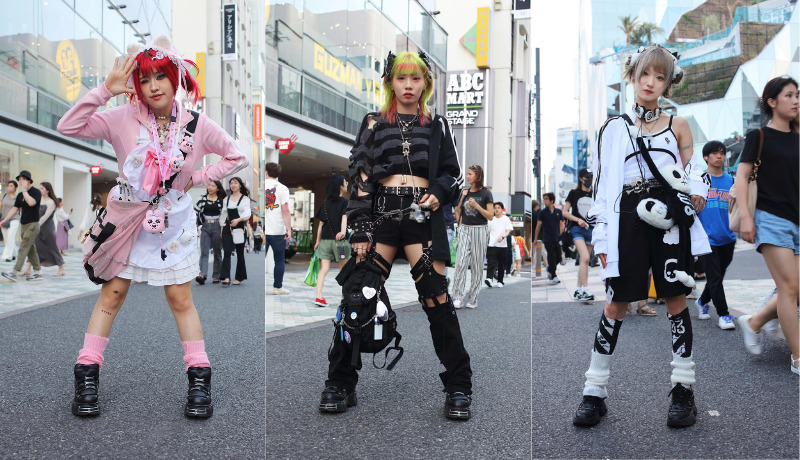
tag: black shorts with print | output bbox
[605,186,693,302]
[371,187,432,248]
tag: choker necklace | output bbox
[155,115,169,120]
[397,113,419,133]
[633,103,661,123]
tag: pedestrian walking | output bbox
[563,168,596,300]
[20,182,65,276]
[573,45,711,428]
[220,177,250,286]
[511,230,526,276]
[319,51,473,420]
[533,192,564,284]
[694,140,737,329]
[485,202,513,287]
[78,193,103,242]
[55,198,71,256]
[312,174,350,307]
[0,170,43,281]
[194,180,225,284]
[56,36,248,418]
[253,217,264,253]
[1,180,20,261]
[264,162,292,295]
[735,76,799,375]
[452,165,493,308]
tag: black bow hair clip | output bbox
[417,51,433,79]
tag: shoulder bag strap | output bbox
[749,128,763,182]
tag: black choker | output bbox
[633,103,661,123]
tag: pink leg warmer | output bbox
[182,340,211,371]
[76,333,110,368]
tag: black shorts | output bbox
[371,187,431,248]
[606,187,693,302]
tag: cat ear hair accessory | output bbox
[381,51,396,83]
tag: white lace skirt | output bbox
[118,245,200,286]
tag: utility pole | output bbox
[533,47,542,203]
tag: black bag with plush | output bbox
[332,255,403,369]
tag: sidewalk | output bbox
[266,252,530,333]
[532,239,773,317]
[0,246,101,316]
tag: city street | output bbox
[532,247,798,459]
[266,263,532,459]
[0,251,265,458]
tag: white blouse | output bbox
[221,194,251,226]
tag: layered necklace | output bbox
[396,112,419,186]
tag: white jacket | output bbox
[587,111,711,281]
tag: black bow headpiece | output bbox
[381,51,433,83]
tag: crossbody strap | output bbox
[749,128,763,182]
[621,114,673,190]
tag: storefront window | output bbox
[303,78,345,131]
[18,147,55,186]
[382,0,409,35]
[0,140,19,185]
[279,64,302,113]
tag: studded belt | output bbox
[379,186,428,196]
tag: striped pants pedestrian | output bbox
[452,224,488,306]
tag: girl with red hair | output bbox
[57,36,248,419]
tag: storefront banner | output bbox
[195,52,206,98]
[476,7,490,69]
[254,104,262,141]
[222,4,237,61]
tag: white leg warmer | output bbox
[583,350,613,398]
[670,353,696,386]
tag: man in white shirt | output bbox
[485,202,513,288]
[264,162,292,295]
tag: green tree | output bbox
[631,22,665,45]
[618,15,639,46]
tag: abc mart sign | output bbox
[445,70,486,126]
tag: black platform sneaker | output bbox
[667,383,696,427]
[445,392,471,420]
[319,386,357,413]
[184,367,213,418]
[72,364,100,416]
[572,395,607,426]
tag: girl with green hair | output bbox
[318,50,474,420]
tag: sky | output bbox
[529,0,581,176]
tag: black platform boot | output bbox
[424,301,473,420]
[184,367,213,418]
[72,364,100,416]
[319,386,358,413]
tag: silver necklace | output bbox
[397,113,418,133]
[397,115,418,189]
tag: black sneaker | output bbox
[184,366,213,418]
[573,395,607,426]
[72,364,100,416]
[445,392,471,420]
[319,386,357,413]
[667,383,697,427]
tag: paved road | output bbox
[532,248,798,459]
[0,252,266,458]
[265,279,532,459]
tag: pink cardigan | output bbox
[57,83,248,191]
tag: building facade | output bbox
[578,0,799,169]
[172,0,265,212]
[435,0,532,235]
[0,0,171,246]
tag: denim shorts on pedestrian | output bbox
[570,224,592,242]
[754,209,800,255]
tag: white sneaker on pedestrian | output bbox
[718,315,736,330]
[791,356,799,376]
[484,279,493,288]
[687,288,700,299]
[453,299,463,309]
[495,281,504,288]
[273,287,291,295]
[465,302,477,309]
[738,314,762,355]
[695,298,710,320]
[547,276,560,285]
[763,319,784,341]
